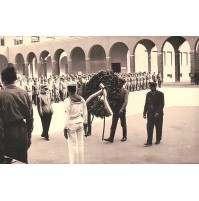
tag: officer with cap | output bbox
[37,84,53,141]
[143,81,164,146]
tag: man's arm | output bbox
[26,94,34,148]
[0,118,6,163]
[143,93,149,118]
[119,89,129,113]
[155,92,164,117]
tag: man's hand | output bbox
[119,109,123,115]
[64,128,68,139]
[143,114,146,119]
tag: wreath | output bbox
[82,70,123,118]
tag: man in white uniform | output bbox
[63,84,87,164]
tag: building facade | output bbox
[0,36,198,82]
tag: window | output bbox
[47,37,55,40]
[183,52,188,65]
[14,39,23,45]
[31,36,40,43]
[167,51,172,66]
[0,37,4,46]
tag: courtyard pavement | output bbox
[28,83,199,164]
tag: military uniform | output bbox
[37,85,53,140]
[143,85,164,145]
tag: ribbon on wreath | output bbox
[86,83,113,140]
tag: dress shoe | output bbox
[144,142,152,146]
[41,134,45,137]
[104,138,113,143]
[45,137,50,141]
[84,133,91,137]
[155,140,160,144]
[121,137,127,142]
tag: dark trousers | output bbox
[3,121,29,164]
[158,80,162,88]
[109,110,127,142]
[33,93,38,105]
[40,114,52,138]
[87,112,92,135]
[147,115,163,143]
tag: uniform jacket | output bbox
[143,90,164,118]
[37,94,53,116]
[64,95,87,129]
[0,84,33,138]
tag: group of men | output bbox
[0,71,162,103]
[0,64,165,164]
[121,71,162,91]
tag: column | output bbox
[24,62,29,77]
[43,61,47,78]
[148,52,151,73]
[190,50,197,83]
[67,59,72,74]
[51,60,59,76]
[37,61,42,78]
[175,51,180,82]
[106,57,111,70]
[157,52,163,82]
[130,55,135,73]
[85,58,91,73]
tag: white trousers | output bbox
[67,122,84,164]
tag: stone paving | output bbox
[28,84,199,164]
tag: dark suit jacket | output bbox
[143,90,164,119]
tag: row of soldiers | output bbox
[119,72,162,91]
[0,73,92,105]
[0,71,162,105]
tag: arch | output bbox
[109,42,129,73]
[39,50,52,78]
[27,52,38,78]
[134,43,148,72]
[53,49,67,76]
[134,39,156,73]
[164,36,186,51]
[70,47,86,74]
[15,53,25,77]
[0,54,8,73]
[89,44,106,73]
[162,36,188,82]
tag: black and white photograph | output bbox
[0,35,198,164]
[0,0,198,201]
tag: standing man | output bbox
[143,82,164,146]
[32,78,40,105]
[104,78,129,143]
[63,84,88,164]
[37,85,53,141]
[0,64,33,164]
[157,72,162,88]
[152,72,157,83]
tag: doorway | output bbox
[111,63,121,73]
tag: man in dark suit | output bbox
[143,82,164,146]
[104,78,129,143]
